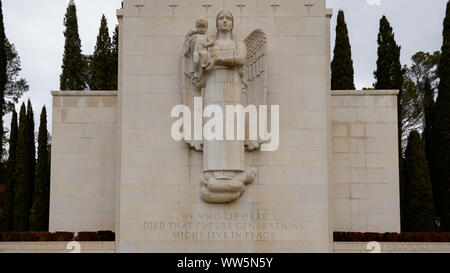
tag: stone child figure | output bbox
[183,17,215,84]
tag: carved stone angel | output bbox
[181,11,268,203]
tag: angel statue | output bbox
[181,11,268,203]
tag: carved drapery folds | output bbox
[181,11,268,203]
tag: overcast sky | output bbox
[1,0,448,132]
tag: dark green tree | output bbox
[331,10,355,90]
[13,103,32,231]
[402,131,436,232]
[29,107,50,231]
[90,15,113,90]
[3,38,29,114]
[109,24,119,90]
[59,0,85,90]
[434,0,450,231]
[374,16,404,125]
[0,0,7,185]
[422,77,438,213]
[374,16,404,91]
[400,52,441,221]
[0,109,17,231]
[423,77,435,161]
[26,100,35,214]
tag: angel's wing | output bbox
[181,37,203,151]
[243,29,268,151]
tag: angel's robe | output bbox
[203,38,248,173]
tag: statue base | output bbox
[200,169,256,203]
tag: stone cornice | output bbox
[331,90,399,96]
[51,91,118,97]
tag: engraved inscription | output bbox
[143,211,303,241]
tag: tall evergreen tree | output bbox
[29,107,50,231]
[13,103,32,231]
[109,24,119,90]
[434,0,450,231]
[331,10,355,90]
[91,15,113,90]
[26,100,35,214]
[59,0,85,90]
[402,131,436,232]
[0,109,17,231]
[422,77,437,211]
[374,16,404,91]
[0,0,8,186]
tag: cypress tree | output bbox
[434,0,450,231]
[0,0,8,188]
[109,24,119,90]
[26,100,35,214]
[374,16,404,91]
[0,109,17,231]
[331,10,355,90]
[29,107,50,231]
[402,131,436,232]
[13,103,31,231]
[91,15,112,90]
[59,0,85,90]
[423,77,437,212]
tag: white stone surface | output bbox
[2,241,449,254]
[49,91,118,232]
[331,90,401,233]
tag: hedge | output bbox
[0,231,115,242]
[334,232,450,242]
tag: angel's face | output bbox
[217,11,233,33]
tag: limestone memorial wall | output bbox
[48,0,401,253]
[49,92,118,232]
[331,90,401,232]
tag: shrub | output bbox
[74,232,97,241]
[51,232,74,241]
[96,231,115,241]
[0,231,118,241]
[334,232,450,242]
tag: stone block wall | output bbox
[331,90,401,232]
[49,91,118,232]
[116,0,332,252]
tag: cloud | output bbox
[366,0,382,6]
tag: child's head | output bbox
[196,17,208,34]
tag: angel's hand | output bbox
[203,57,215,71]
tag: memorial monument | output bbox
[49,0,401,253]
